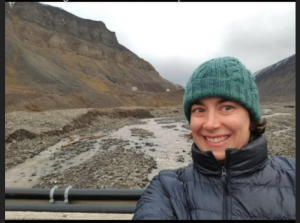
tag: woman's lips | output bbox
[205,136,229,143]
[203,135,230,146]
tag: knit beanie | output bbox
[183,57,262,124]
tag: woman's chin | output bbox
[212,151,226,162]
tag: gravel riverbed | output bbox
[5,102,295,189]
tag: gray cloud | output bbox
[148,8,295,87]
[149,58,198,88]
[217,10,295,73]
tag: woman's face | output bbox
[190,97,251,162]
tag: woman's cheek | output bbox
[190,118,202,132]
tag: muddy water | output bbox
[263,113,291,118]
[5,117,192,188]
[5,140,68,187]
[5,135,108,188]
[273,126,293,136]
[109,117,193,183]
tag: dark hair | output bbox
[184,117,267,143]
[249,117,267,141]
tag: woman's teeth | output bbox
[205,136,229,143]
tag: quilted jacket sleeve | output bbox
[132,174,177,220]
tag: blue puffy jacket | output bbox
[133,135,295,220]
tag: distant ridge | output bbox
[254,54,295,102]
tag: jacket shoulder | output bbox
[157,163,194,183]
[158,163,193,179]
[132,165,192,220]
[268,155,295,172]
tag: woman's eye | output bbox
[194,108,204,113]
[222,106,233,111]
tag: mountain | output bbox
[254,54,295,102]
[5,2,183,113]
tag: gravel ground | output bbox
[5,102,295,189]
[35,147,157,189]
[260,101,295,158]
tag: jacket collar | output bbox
[191,135,268,177]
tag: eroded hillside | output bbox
[5,2,182,113]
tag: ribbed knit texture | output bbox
[183,57,262,123]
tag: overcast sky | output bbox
[41,2,295,87]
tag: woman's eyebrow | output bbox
[194,98,231,105]
[217,98,230,104]
[192,101,203,106]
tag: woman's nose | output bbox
[203,112,221,131]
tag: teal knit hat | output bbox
[183,57,262,124]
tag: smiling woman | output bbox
[190,98,252,162]
[133,57,295,220]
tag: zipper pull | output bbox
[222,166,227,177]
[221,166,229,194]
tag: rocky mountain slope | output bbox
[5,2,182,113]
[254,54,295,102]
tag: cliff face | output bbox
[5,2,182,112]
[254,54,295,102]
[6,2,120,46]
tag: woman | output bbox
[133,57,295,220]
